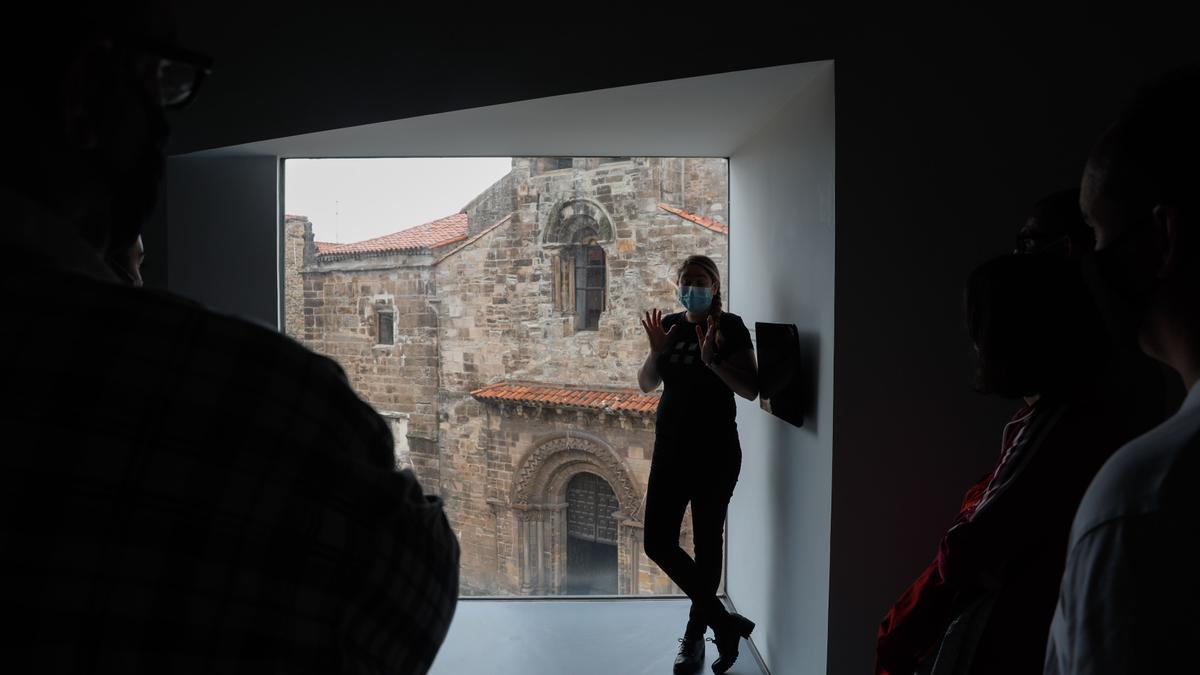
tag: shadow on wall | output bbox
[796,331,820,433]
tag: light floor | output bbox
[429,597,768,675]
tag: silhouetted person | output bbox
[1016,189,1096,257]
[875,195,1163,675]
[1045,67,1200,675]
[0,4,459,673]
[107,234,145,286]
[638,254,759,674]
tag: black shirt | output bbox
[655,311,753,429]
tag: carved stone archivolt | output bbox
[543,199,615,246]
[512,435,642,520]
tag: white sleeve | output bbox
[1045,514,1194,675]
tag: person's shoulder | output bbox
[143,288,395,466]
[662,311,685,327]
[17,275,389,463]
[140,285,334,368]
[718,312,751,340]
[1070,408,1200,544]
[113,284,363,411]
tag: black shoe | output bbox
[674,635,705,674]
[710,613,755,674]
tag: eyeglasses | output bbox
[1013,233,1071,256]
[113,35,213,110]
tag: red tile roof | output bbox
[658,204,729,235]
[471,382,659,417]
[314,241,337,254]
[317,213,469,259]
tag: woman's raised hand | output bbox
[641,308,678,355]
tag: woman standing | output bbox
[638,255,759,674]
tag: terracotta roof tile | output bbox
[658,204,729,235]
[471,382,659,417]
[317,213,469,260]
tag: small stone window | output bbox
[377,309,394,345]
[574,243,606,331]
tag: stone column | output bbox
[513,505,534,594]
[618,517,645,595]
[514,502,567,595]
[547,502,567,595]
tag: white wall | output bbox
[167,156,280,327]
[726,63,836,675]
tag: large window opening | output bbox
[283,156,729,597]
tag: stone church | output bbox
[284,157,728,595]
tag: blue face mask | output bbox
[677,285,713,313]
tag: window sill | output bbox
[429,596,766,675]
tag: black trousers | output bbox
[642,424,742,636]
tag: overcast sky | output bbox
[284,157,513,243]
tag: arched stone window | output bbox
[544,200,614,333]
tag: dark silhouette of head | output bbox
[107,234,145,286]
[966,251,1108,398]
[1081,67,1200,358]
[1015,189,1093,258]
[2,2,205,263]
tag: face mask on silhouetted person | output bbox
[677,285,712,313]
